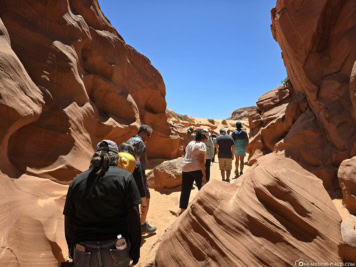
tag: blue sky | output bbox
[98,0,286,119]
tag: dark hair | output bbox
[195,129,207,141]
[236,121,242,130]
[118,142,136,158]
[138,125,153,136]
[89,150,118,178]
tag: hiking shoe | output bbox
[141,222,157,233]
[240,171,243,176]
[225,178,230,183]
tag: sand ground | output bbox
[137,156,250,267]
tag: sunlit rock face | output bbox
[0,0,179,265]
[247,0,356,192]
[155,154,343,266]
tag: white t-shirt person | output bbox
[182,141,207,172]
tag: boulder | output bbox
[147,158,184,191]
[341,215,356,263]
[155,154,343,266]
[338,157,356,215]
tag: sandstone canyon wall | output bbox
[0,0,179,266]
[155,0,356,265]
[248,0,356,193]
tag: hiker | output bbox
[183,126,195,155]
[63,140,141,267]
[211,133,217,162]
[127,125,157,233]
[215,128,235,182]
[203,129,214,182]
[118,143,148,222]
[178,129,207,216]
[231,121,249,178]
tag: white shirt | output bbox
[182,141,206,172]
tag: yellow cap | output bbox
[117,152,136,173]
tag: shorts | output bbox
[235,148,246,156]
[218,158,232,171]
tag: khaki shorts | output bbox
[219,158,232,171]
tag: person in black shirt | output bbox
[63,140,141,267]
[215,128,235,182]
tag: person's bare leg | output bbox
[220,170,225,181]
[240,156,245,174]
[226,170,231,180]
[140,197,148,224]
[178,208,186,216]
[234,155,239,177]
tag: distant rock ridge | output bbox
[228,106,256,121]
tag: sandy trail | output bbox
[138,156,250,266]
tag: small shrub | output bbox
[208,119,215,124]
[281,76,290,87]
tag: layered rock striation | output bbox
[155,154,343,266]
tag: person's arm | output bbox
[200,154,206,185]
[231,145,235,159]
[64,216,75,259]
[200,144,207,184]
[245,132,249,146]
[125,175,142,265]
[127,205,141,265]
[63,185,75,259]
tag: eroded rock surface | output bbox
[338,157,356,215]
[0,0,179,265]
[247,0,356,192]
[147,157,184,192]
[228,106,256,121]
[155,154,343,266]
[341,215,356,263]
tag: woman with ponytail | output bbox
[63,140,142,267]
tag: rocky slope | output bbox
[156,154,343,266]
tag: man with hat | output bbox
[63,140,142,266]
[215,128,235,182]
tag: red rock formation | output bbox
[147,158,184,192]
[0,0,180,183]
[228,106,256,121]
[247,0,356,192]
[338,157,356,215]
[0,0,179,265]
[155,154,343,266]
